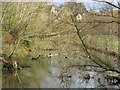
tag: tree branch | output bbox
[70,15,120,74]
[93,0,120,9]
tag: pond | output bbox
[2,50,120,88]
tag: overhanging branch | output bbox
[93,0,120,9]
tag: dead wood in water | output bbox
[0,57,29,71]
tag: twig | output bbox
[16,73,22,84]
[92,0,120,9]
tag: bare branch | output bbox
[93,0,120,9]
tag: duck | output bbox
[84,74,90,80]
[65,56,68,59]
[31,55,41,60]
[48,53,52,58]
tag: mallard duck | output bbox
[31,55,41,60]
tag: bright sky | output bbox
[52,0,118,11]
[52,0,99,10]
[2,0,117,11]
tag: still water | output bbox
[2,51,120,88]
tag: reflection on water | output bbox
[42,65,119,88]
[2,53,120,88]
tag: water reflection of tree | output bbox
[58,64,119,88]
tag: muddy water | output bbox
[2,51,120,88]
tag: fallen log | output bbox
[1,56,30,71]
[0,57,21,71]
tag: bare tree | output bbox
[2,2,45,59]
